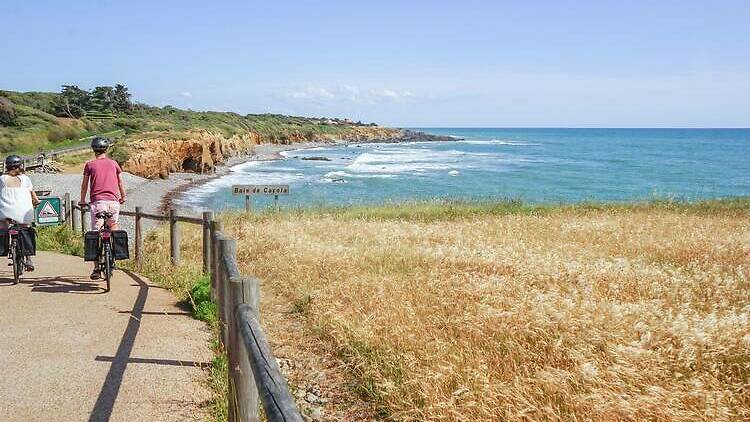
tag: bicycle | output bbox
[85,209,116,292]
[5,219,31,284]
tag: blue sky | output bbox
[3,0,749,127]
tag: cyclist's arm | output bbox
[117,173,126,204]
[24,176,40,207]
[30,190,40,207]
[80,174,89,205]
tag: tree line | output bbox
[53,84,133,118]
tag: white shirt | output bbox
[0,174,35,224]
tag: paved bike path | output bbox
[0,251,211,421]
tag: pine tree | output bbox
[53,85,90,118]
[113,84,132,112]
[91,86,116,112]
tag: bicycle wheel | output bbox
[11,239,21,284]
[103,241,112,292]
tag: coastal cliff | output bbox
[119,126,413,179]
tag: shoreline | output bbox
[159,130,458,212]
[159,139,353,213]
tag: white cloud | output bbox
[285,87,335,100]
[380,89,399,99]
[283,85,417,105]
[181,91,193,98]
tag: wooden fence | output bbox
[65,197,303,422]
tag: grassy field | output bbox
[132,199,750,421]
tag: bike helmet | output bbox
[91,136,110,153]
[4,155,23,170]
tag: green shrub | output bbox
[113,118,145,131]
[47,125,83,143]
[36,224,84,256]
[108,143,130,163]
[189,275,218,324]
[194,300,218,324]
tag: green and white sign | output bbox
[35,196,62,225]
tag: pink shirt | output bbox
[84,157,122,202]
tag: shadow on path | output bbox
[88,269,148,422]
[20,276,105,294]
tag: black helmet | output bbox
[4,155,22,170]
[91,136,110,153]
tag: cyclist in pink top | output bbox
[79,137,126,279]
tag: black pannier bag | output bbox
[84,231,100,262]
[19,226,36,256]
[0,229,8,256]
[0,227,36,256]
[111,230,129,260]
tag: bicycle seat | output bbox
[95,211,114,219]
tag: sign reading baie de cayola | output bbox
[232,185,290,196]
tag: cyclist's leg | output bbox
[23,255,34,271]
[90,201,106,231]
[89,202,105,277]
[18,224,34,271]
[105,201,121,231]
[104,201,121,270]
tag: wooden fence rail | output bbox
[66,195,302,422]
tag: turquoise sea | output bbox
[176,128,750,211]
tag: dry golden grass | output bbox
[151,202,750,421]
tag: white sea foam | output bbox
[458,139,539,146]
[229,160,266,172]
[281,146,334,157]
[324,171,397,179]
[346,151,455,174]
[239,165,299,173]
[343,146,491,174]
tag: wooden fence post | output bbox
[71,201,79,232]
[216,234,236,420]
[230,276,260,422]
[202,211,213,276]
[135,206,143,269]
[169,209,180,265]
[210,221,224,302]
[63,192,70,225]
[220,238,238,422]
[218,237,234,349]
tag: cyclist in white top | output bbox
[0,155,40,271]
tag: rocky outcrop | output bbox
[121,130,260,179]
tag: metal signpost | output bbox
[35,196,63,225]
[232,185,289,212]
